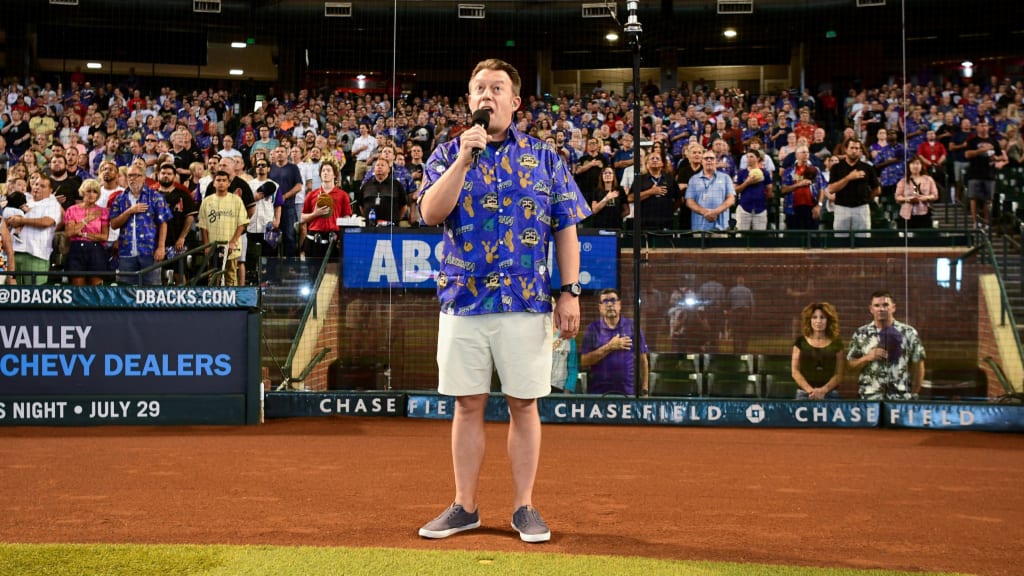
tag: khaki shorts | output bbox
[437,312,553,399]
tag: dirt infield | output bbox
[1,418,1021,575]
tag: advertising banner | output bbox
[0,395,245,425]
[404,395,881,428]
[0,286,258,309]
[883,402,1024,431]
[342,229,618,290]
[0,309,249,396]
[264,392,405,418]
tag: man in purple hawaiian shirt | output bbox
[417,58,590,544]
[109,165,172,285]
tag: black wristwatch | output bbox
[560,282,582,297]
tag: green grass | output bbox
[0,544,974,576]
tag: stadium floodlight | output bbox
[193,0,221,14]
[718,0,753,14]
[582,2,616,19]
[458,4,485,19]
[325,2,352,17]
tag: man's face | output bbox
[870,296,894,325]
[272,147,287,165]
[468,68,521,134]
[373,159,390,179]
[218,158,234,176]
[125,168,145,191]
[100,163,117,182]
[157,168,176,188]
[49,156,66,176]
[599,292,621,320]
[32,175,54,199]
[213,175,230,193]
[846,141,863,162]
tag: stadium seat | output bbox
[763,374,800,399]
[705,373,761,398]
[649,372,703,397]
[649,351,701,373]
[703,354,759,397]
[757,354,796,398]
[704,353,755,374]
[922,360,987,400]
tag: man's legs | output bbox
[734,205,752,231]
[14,252,50,285]
[118,254,158,285]
[833,205,852,236]
[281,203,298,257]
[224,258,239,286]
[506,396,541,509]
[968,180,994,226]
[850,204,871,231]
[451,393,488,512]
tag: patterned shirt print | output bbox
[419,123,590,316]
[847,320,926,400]
[108,186,172,257]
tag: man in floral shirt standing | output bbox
[847,290,926,400]
[109,165,172,285]
[417,59,590,544]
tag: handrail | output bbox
[982,356,1016,396]
[281,241,336,385]
[620,226,980,250]
[0,240,223,286]
[980,236,1024,368]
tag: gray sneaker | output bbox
[511,505,551,543]
[419,503,481,539]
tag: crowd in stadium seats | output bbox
[0,72,1022,284]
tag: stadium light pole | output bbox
[624,0,644,399]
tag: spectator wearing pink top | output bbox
[63,178,110,285]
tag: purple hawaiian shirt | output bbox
[419,123,590,316]
[108,186,173,257]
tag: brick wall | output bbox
[323,247,987,392]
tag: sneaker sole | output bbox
[418,519,481,539]
[511,521,551,543]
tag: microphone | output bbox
[470,108,491,168]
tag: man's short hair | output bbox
[871,290,894,303]
[599,287,620,299]
[469,58,522,97]
[158,162,176,173]
[213,170,230,179]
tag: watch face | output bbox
[564,283,582,296]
